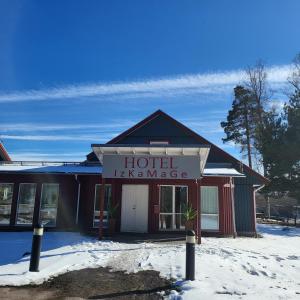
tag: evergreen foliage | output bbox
[222,55,300,202]
[221,86,256,168]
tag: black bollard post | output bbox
[186,230,195,281]
[29,223,44,272]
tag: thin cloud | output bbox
[0,121,134,132]
[0,134,115,142]
[0,65,291,103]
[182,119,224,134]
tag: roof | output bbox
[0,161,243,177]
[104,110,269,184]
[0,162,102,174]
[0,143,11,161]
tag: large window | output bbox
[201,186,219,230]
[159,185,187,230]
[16,183,36,225]
[93,184,112,228]
[0,183,14,225]
[40,184,59,227]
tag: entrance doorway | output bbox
[121,185,149,233]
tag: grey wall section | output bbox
[234,183,255,234]
[234,170,260,235]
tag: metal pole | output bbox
[29,224,44,272]
[230,177,237,238]
[186,230,195,281]
[196,180,201,244]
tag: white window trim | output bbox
[39,183,59,227]
[0,183,14,226]
[159,185,188,231]
[201,186,219,231]
[93,184,111,228]
[16,183,37,226]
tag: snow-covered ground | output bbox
[0,225,299,299]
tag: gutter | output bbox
[254,184,265,193]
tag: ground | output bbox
[0,268,172,299]
[0,224,299,299]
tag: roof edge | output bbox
[0,143,11,161]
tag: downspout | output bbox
[230,177,237,238]
[253,184,265,234]
[75,174,81,226]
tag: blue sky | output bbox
[0,0,299,162]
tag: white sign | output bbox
[102,155,201,179]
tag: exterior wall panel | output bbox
[201,177,234,236]
[234,182,255,234]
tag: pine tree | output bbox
[259,108,286,194]
[284,90,300,201]
[221,85,256,168]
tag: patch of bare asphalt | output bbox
[0,267,176,300]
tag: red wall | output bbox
[0,173,235,236]
[105,176,234,236]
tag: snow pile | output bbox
[0,225,299,299]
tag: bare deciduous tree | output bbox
[245,60,269,125]
[287,53,300,92]
[244,61,270,175]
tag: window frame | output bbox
[200,186,219,231]
[0,183,14,226]
[16,183,37,226]
[159,185,188,231]
[93,184,112,228]
[39,183,60,227]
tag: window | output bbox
[201,186,219,230]
[16,183,36,225]
[0,183,14,225]
[159,185,187,230]
[40,183,59,226]
[93,184,112,228]
[149,140,169,145]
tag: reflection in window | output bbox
[17,183,36,225]
[93,185,111,228]
[201,186,219,230]
[0,183,14,225]
[40,184,59,226]
[159,186,188,230]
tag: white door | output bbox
[121,185,149,233]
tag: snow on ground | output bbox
[0,225,299,299]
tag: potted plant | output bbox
[182,203,197,231]
[108,200,119,236]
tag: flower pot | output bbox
[108,218,116,236]
[185,220,194,231]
